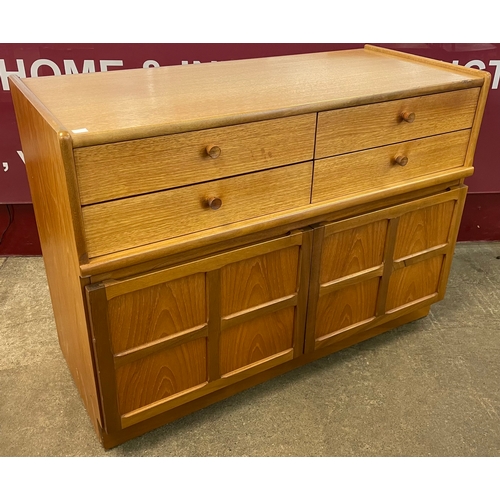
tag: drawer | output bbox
[311,130,470,204]
[315,88,479,158]
[82,162,313,258]
[75,114,316,205]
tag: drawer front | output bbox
[312,130,470,204]
[83,162,313,258]
[315,88,479,158]
[75,114,316,205]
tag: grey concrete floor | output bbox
[1,242,499,457]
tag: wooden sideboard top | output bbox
[10,45,486,147]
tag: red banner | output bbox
[1,43,499,203]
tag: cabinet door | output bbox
[86,231,311,431]
[305,187,466,353]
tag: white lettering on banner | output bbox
[0,58,126,91]
[489,61,500,90]
[30,59,62,78]
[1,152,25,171]
[99,60,123,71]
[143,60,160,68]
[64,60,96,74]
[0,59,26,91]
[465,60,486,70]
[1,58,220,91]
[181,61,218,65]
[453,59,500,89]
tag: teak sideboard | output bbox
[10,45,490,449]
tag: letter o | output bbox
[30,59,62,77]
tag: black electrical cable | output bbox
[0,204,14,245]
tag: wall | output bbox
[1,43,499,254]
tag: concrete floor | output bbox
[1,242,499,457]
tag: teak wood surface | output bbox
[312,130,470,203]
[75,114,316,205]
[9,45,490,449]
[17,46,485,147]
[315,87,479,158]
[9,82,103,435]
[82,161,313,258]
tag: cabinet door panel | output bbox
[116,338,207,415]
[221,246,299,316]
[386,255,444,312]
[394,200,455,260]
[220,308,295,375]
[306,216,387,352]
[108,273,206,353]
[320,220,387,283]
[306,187,467,353]
[315,278,380,340]
[86,231,311,431]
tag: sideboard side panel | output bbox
[9,79,102,433]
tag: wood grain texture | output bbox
[386,255,444,312]
[361,47,489,174]
[320,219,388,283]
[80,167,473,276]
[364,44,490,78]
[464,70,491,167]
[20,49,483,147]
[219,308,295,375]
[82,162,313,258]
[314,301,434,353]
[113,324,208,369]
[103,232,302,300]
[304,226,325,354]
[10,46,490,449]
[294,228,313,357]
[91,232,307,425]
[107,273,206,353]
[221,295,297,331]
[115,338,207,414]
[315,87,479,158]
[75,114,316,205]
[375,218,400,317]
[393,201,455,260]
[120,348,294,429]
[320,187,462,238]
[436,187,467,301]
[393,244,448,271]
[9,78,102,433]
[315,278,380,339]
[86,284,122,433]
[102,305,431,448]
[207,269,221,382]
[307,189,464,350]
[312,130,470,203]
[319,266,384,295]
[118,288,436,431]
[220,246,300,316]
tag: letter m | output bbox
[63,60,96,75]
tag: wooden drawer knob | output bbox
[206,197,222,210]
[401,111,415,123]
[394,155,409,166]
[206,145,221,159]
